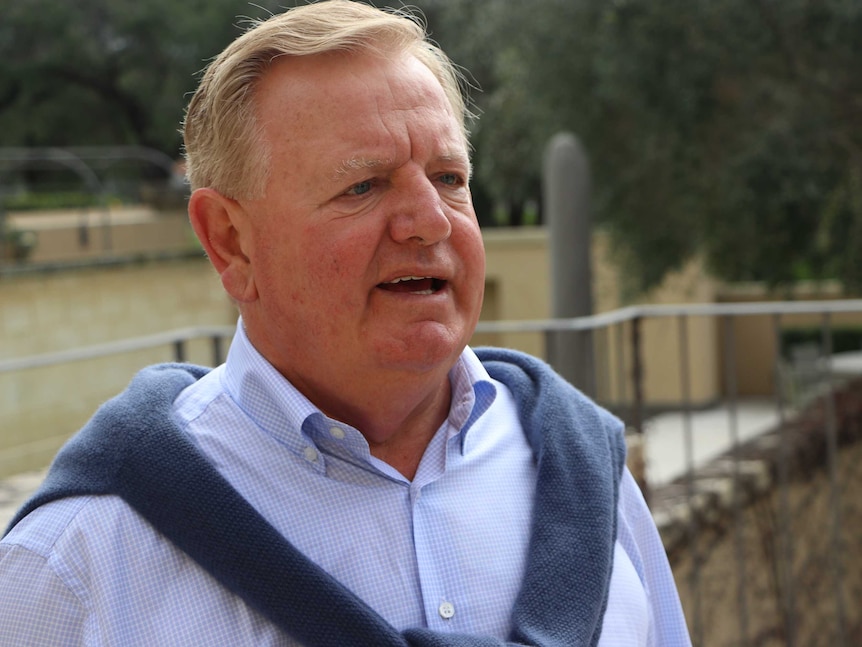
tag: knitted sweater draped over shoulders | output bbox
[6,347,626,647]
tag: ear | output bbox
[188,187,258,303]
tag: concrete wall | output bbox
[6,205,194,264]
[0,257,235,477]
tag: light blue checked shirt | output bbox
[0,323,690,646]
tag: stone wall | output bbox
[657,378,862,645]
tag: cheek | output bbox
[252,233,316,310]
[299,234,374,310]
[457,228,487,324]
[458,223,487,284]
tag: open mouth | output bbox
[377,276,446,295]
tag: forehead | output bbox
[253,51,467,169]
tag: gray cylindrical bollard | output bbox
[543,132,595,396]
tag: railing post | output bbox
[630,316,644,438]
[615,322,627,413]
[772,313,796,646]
[722,315,749,646]
[677,314,702,645]
[821,313,847,646]
[173,339,186,363]
[211,335,224,366]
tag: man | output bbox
[0,1,691,645]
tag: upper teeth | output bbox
[387,276,429,283]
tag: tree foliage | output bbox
[421,0,862,293]
[2,0,861,292]
[0,0,286,154]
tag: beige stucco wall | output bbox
[590,232,721,408]
[479,227,722,409]
[475,228,549,357]
[6,205,195,264]
[719,282,862,396]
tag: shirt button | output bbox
[303,446,318,462]
[329,426,345,440]
[438,601,455,620]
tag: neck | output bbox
[361,377,452,480]
[241,319,458,480]
[290,365,453,481]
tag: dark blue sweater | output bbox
[7,348,626,647]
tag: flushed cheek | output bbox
[456,232,486,304]
[302,253,370,317]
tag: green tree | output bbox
[4,0,861,293]
[0,0,285,155]
[424,0,862,293]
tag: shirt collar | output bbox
[447,346,498,454]
[221,319,324,467]
[221,319,498,470]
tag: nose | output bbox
[387,174,453,246]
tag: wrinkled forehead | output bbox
[253,46,466,135]
[246,50,468,196]
[254,50,465,146]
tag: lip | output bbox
[375,275,448,296]
[381,275,436,285]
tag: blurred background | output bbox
[1,1,861,645]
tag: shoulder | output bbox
[3,494,174,567]
[474,346,626,468]
[2,493,199,600]
[0,495,161,645]
[2,494,199,614]
[3,495,89,553]
[0,495,294,646]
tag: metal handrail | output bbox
[0,325,235,374]
[474,298,862,334]
[4,298,861,374]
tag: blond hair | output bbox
[182,0,471,199]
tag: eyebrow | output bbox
[331,152,473,181]
[438,152,474,179]
[332,157,393,181]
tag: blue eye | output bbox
[439,173,462,186]
[348,181,372,196]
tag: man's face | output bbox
[234,50,485,404]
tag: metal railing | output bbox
[478,299,862,646]
[3,299,862,645]
[0,326,235,375]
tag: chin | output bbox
[374,327,467,374]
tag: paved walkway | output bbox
[643,399,779,487]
